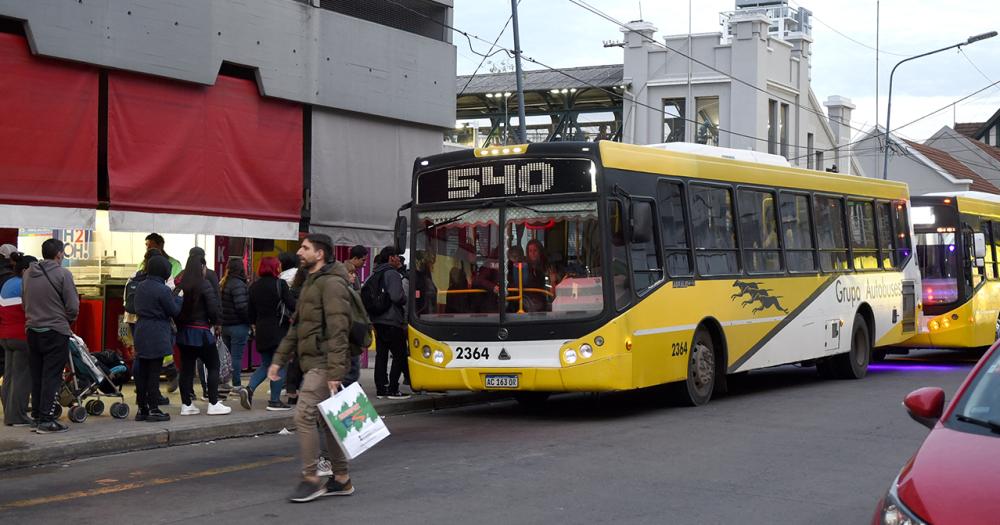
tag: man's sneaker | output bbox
[146,410,170,422]
[35,420,69,434]
[135,411,148,422]
[180,404,200,416]
[266,400,292,411]
[239,387,253,410]
[375,391,388,399]
[316,457,333,477]
[387,391,411,400]
[207,402,231,415]
[323,477,355,496]
[288,480,326,503]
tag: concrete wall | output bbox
[0,0,456,128]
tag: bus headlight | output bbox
[422,345,432,359]
[564,349,578,364]
[929,320,940,331]
[941,318,951,329]
[579,344,593,358]
[433,350,445,364]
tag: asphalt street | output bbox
[0,349,980,525]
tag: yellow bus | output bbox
[398,141,920,406]
[905,193,1000,349]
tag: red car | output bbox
[873,343,1000,525]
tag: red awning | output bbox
[107,72,303,239]
[0,33,97,229]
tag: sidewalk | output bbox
[0,363,503,471]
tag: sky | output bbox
[452,0,1000,142]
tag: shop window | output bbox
[663,98,686,143]
[694,97,720,146]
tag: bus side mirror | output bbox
[630,201,653,244]
[394,215,408,254]
[973,233,987,259]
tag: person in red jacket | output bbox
[1,254,34,427]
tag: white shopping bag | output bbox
[318,382,390,460]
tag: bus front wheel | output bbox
[678,327,716,406]
[833,314,870,379]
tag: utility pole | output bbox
[511,0,528,143]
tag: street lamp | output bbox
[882,31,997,180]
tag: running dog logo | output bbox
[731,280,789,314]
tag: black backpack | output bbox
[123,271,148,314]
[361,268,392,317]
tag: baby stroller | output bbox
[57,334,131,423]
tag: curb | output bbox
[0,392,507,471]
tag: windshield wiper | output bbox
[955,414,1000,434]
[420,203,494,232]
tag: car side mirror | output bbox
[394,215,408,254]
[630,201,653,244]
[973,232,987,259]
[903,387,945,429]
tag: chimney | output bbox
[621,20,658,48]
[824,95,856,175]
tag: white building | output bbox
[621,1,861,174]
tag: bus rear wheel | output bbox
[833,314,870,379]
[678,328,716,406]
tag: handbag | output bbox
[276,279,293,327]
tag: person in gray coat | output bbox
[22,239,79,434]
[368,246,409,399]
[133,256,182,422]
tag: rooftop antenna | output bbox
[638,1,643,20]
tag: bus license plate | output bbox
[485,375,519,389]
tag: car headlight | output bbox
[422,345,432,359]
[877,482,927,525]
[432,350,445,364]
[563,349,578,364]
[579,343,593,358]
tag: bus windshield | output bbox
[413,201,604,322]
[916,232,960,305]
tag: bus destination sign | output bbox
[417,158,595,204]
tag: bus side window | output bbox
[848,200,879,270]
[629,200,663,294]
[656,180,693,277]
[892,202,911,267]
[609,200,631,309]
[738,188,781,274]
[963,214,984,287]
[779,192,816,272]
[690,184,739,275]
[876,202,894,269]
[814,195,850,272]
[983,221,997,280]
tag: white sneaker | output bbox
[207,402,232,415]
[180,404,200,416]
[316,457,333,477]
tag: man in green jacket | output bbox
[269,233,355,502]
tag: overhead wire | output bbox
[457,1,520,98]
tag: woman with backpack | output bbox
[176,254,230,415]
[220,258,250,388]
[240,257,295,411]
[132,255,181,422]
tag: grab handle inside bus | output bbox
[630,201,654,244]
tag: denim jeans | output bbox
[247,350,285,403]
[222,324,250,386]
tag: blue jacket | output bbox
[133,277,183,359]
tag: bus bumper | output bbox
[408,354,634,392]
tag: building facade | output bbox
[0,0,456,245]
[621,3,860,174]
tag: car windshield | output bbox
[412,201,604,322]
[950,348,1000,436]
[916,232,960,305]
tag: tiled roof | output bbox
[967,137,1000,165]
[905,140,1000,194]
[954,122,985,138]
